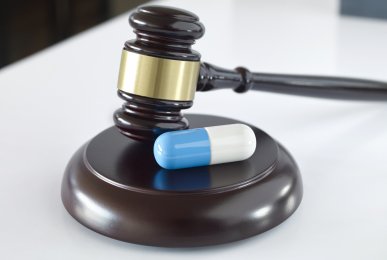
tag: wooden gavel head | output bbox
[113,5,205,141]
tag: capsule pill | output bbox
[153,124,256,170]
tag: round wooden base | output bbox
[61,114,303,247]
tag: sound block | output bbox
[61,114,303,247]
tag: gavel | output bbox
[61,5,387,247]
[113,5,387,141]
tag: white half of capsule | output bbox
[205,124,256,164]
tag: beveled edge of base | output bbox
[61,139,302,247]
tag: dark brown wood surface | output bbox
[62,114,303,247]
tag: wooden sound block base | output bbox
[61,114,303,247]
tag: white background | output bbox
[0,0,387,259]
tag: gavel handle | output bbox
[197,62,387,101]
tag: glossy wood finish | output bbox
[197,62,387,100]
[61,114,303,247]
[124,5,204,61]
[114,91,192,141]
[114,6,205,141]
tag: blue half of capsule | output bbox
[153,128,211,170]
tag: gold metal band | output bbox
[117,50,200,101]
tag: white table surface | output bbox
[1,0,387,259]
